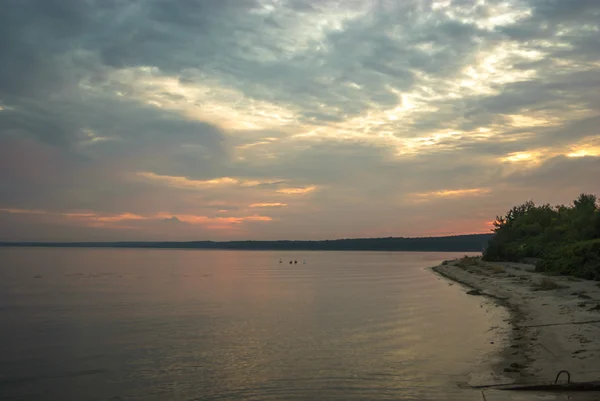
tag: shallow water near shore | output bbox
[1,248,511,400]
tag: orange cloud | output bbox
[500,150,550,165]
[1,208,271,230]
[411,188,491,202]
[92,213,146,222]
[249,202,288,208]
[135,172,277,189]
[277,186,316,195]
[567,147,600,158]
[0,208,146,230]
[0,208,49,215]
[156,213,272,225]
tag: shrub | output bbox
[484,194,600,280]
[490,265,505,274]
[455,255,481,268]
[536,277,563,290]
[535,239,600,280]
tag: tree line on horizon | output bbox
[483,193,600,279]
[0,234,493,252]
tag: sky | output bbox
[0,0,599,241]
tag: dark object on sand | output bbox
[466,289,482,295]
[476,370,600,392]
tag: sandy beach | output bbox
[432,257,600,393]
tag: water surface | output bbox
[0,249,505,400]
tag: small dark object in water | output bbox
[294,260,297,264]
[466,289,482,295]
[289,261,292,264]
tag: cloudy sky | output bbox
[1,0,599,241]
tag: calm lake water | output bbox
[0,249,507,401]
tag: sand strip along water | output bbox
[432,258,600,389]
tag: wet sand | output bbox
[432,258,600,399]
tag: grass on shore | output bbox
[533,277,568,291]
[490,265,505,274]
[454,255,481,269]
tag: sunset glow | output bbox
[1,0,599,241]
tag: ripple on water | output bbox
[0,249,504,401]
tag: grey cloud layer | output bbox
[1,0,599,240]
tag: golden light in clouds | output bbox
[502,152,536,162]
[567,147,600,158]
[499,146,592,165]
[134,172,315,197]
[413,188,491,200]
[276,186,317,195]
[0,208,47,215]
[458,44,540,95]
[101,43,551,158]
[284,40,561,156]
[98,39,592,168]
[93,213,145,222]
[135,172,275,189]
[0,208,145,225]
[507,114,558,128]
[249,203,288,208]
[155,213,272,224]
[104,67,298,131]
[4,0,600,242]
[1,208,272,228]
[500,150,548,165]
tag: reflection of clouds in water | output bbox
[1,249,503,399]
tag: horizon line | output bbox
[0,233,493,245]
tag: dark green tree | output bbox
[483,194,600,279]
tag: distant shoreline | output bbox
[0,234,492,252]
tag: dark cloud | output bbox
[497,156,600,210]
[1,0,599,240]
[499,0,600,61]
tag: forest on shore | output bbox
[483,193,600,279]
[0,234,492,252]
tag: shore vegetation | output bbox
[483,193,600,279]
